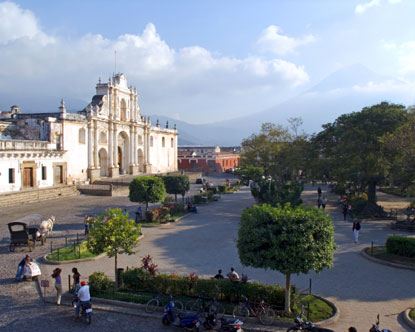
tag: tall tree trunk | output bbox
[285,273,291,314]
[114,253,118,290]
[368,180,377,203]
[175,193,177,202]
[146,201,149,212]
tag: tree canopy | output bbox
[162,175,190,201]
[312,102,408,201]
[237,204,335,313]
[129,176,166,210]
[87,208,141,284]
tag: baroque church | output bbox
[0,73,178,193]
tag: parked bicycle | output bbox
[232,295,275,325]
[146,293,184,313]
[185,293,225,318]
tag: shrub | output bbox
[119,268,286,306]
[88,271,112,294]
[141,255,158,275]
[407,185,415,198]
[193,194,203,204]
[386,235,415,258]
[218,184,227,193]
[164,196,175,203]
[172,202,186,213]
[159,207,171,221]
[145,207,163,222]
[334,182,346,195]
[207,187,217,194]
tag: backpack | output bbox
[356,222,361,231]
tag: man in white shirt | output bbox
[227,267,240,281]
[74,281,91,319]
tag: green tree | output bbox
[87,208,141,286]
[129,176,166,211]
[234,165,264,184]
[312,102,408,202]
[250,179,303,207]
[237,204,335,313]
[162,175,190,201]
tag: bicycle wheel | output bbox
[232,304,249,322]
[174,300,184,313]
[145,298,159,313]
[185,300,200,312]
[259,307,275,325]
[210,302,225,318]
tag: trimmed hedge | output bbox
[120,268,286,306]
[88,271,112,294]
[386,235,415,258]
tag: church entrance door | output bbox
[23,167,33,187]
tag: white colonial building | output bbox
[0,73,178,193]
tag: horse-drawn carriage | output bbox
[8,214,55,252]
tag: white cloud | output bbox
[355,0,381,14]
[355,0,401,14]
[255,25,316,56]
[0,1,54,45]
[0,2,310,123]
[382,40,415,76]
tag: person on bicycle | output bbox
[74,281,91,321]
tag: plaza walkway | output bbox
[2,185,414,331]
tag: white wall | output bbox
[63,121,88,183]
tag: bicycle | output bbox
[185,293,225,318]
[232,295,275,325]
[146,293,183,313]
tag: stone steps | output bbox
[0,185,79,207]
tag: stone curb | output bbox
[403,309,415,329]
[360,248,415,271]
[41,234,144,265]
[312,295,340,327]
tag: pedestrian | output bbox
[135,206,142,223]
[51,268,62,305]
[343,204,348,221]
[352,219,361,243]
[15,254,31,281]
[84,215,89,236]
[227,267,240,281]
[322,196,327,210]
[317,197,322,209]
[72,267,81,293]
[317,186,322,197]
[214,269,224,279]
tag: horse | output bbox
[40,216,55,236]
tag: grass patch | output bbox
[365,246,415,267]
[46,240,100,261]
[409,308,415,321]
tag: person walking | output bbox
[317,186,322,197]
[84,215,90,236]
[52,268,62,305]
[343,204,348,221]
[352,219,361,243]
[321,196,327,210]
[317,196,322,208]
[72,267,81,293]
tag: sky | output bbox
[0,0,415,124]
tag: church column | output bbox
[133,127,138,164]
[108,121,113,168]
[113,123,118,167]
[87,121,93,169]
[93,120,98,168]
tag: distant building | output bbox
[178,146,239,174]
[0,73,178,193]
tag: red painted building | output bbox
[178,147,239,174]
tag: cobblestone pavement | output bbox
[1,183,414,331]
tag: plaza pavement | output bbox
[1,183,414,331]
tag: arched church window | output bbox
[171,138,174,148]
[138,135,143,144]
[150,136,154,147]
[79,128,86,144]
[162,137,165,148]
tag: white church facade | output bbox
[0,73,178,193]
